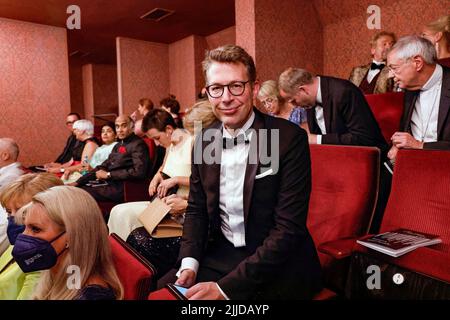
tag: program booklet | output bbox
[357,229,441,257]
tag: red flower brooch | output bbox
[118,146,126,154]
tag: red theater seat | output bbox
[307,145,380,294]
[365,92,404,142]
[148,287,177,300]
[348,149,450,299]
[109,233,156,300]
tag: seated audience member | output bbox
[422,15,450,67]
[131,98,154,121]
[48,119,99,176]
[160,95,183,128]
[349,31,396,94]
[0,138,24,255]
[13,186,123,300]
[257,80,308,131]
[124,102,216,276]
[0,138,23,190]
[0,173,63,300]
[62,122,117,183]
[158,45,322,300]
[387,35,450,163]
[72,115,150,203]
[278,68,388,153]
[44,113,83,169]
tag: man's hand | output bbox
[185,282,226,300]
[163,194,188,215]
[387,145,399,163]
[308,133,318,144]
[175,269,196,288]
[391,132,424,149]
[96,170,109,180]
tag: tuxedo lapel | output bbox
[201,121,222,219]
[437,68,450,137]
[243,109,265,225]
[320,77,332,134]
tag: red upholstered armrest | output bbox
[148,288,178,300]
[318,237,360,259]
[353,242,450,284]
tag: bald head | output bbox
[0,138,19,165]
[115,115,134,140]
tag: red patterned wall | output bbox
[317,0,449,78]
[206,26,236,49]
[236,0,323,82]
[92,64,118,122]
[169,36,197,112]
[116,37,169,116]
[0,18,71,166]
[69,61,84,118]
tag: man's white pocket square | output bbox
[255,168,273,179]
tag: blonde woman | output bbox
[12,186,123,300]
[0,173,63,300]
[422,15,450,66]
[257,80,309,132]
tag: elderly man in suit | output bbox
[157,45,322,300]
[278,68,388,155]
[349,31,396,94]
[387,35,450,163]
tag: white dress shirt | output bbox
[0,162,23,191]
[315,77,326,144]
[411,64,443,142]
[177,112,255,299]
[367,60,385,84]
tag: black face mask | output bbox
[6,215,25,245]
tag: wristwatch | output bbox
[60,168,65,173]
[106,172,111,179]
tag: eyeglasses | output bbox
[387,58,411,75]
[260,97,275,108]
[66,121,75,125]
[205,80,250,98]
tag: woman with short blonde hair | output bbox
[13,186,123,300]
[0,173,63,300]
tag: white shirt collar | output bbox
[372,59,385,65]
[222,111,255,139]
[0,162,21,175]
[422,64,443,92]
[316,76,322,105]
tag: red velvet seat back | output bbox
[365,92,404,142]
[109,233,156,300]
[380,150,450,253]
[307,145,380,268]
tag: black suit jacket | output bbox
[400,66,450,150]
[308,76,388,153]
[179,109,322,299]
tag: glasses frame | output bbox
[205,80,250,98]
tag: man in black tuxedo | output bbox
[158,45,322,299]
[387,35,450,163]
[278,68,388,154]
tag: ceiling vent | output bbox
[140,8,174,22]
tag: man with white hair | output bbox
[387,35,450,163]
[0,138,23,190]
[0,138,24,255]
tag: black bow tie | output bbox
[370,62,385,71]
[223,134,249,149]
